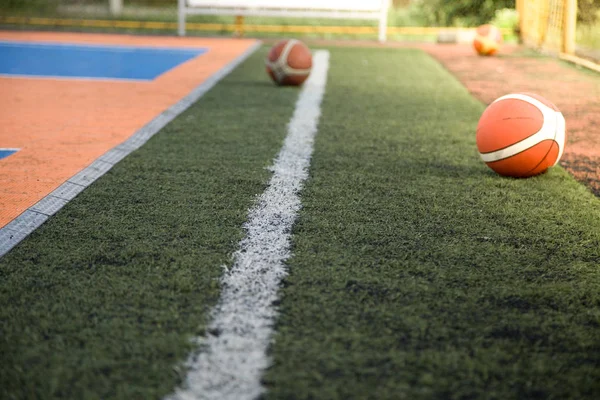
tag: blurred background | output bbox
[0,0,599,60]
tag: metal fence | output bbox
[517,0,600,62]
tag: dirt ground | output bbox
[425,43,600,196]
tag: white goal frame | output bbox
[178,0,390,42]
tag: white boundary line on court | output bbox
[0,73,151,82]
[166,50,330,400]
[0,40,262,258]
[0,40,209,52]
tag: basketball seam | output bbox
[479,118,558,162]
[521,140,558,176]
[266,40,296,83]
[267,40,294,83]
[485,139,556,167]
[493,93,555,110]
[485,136,559,177]
[476,127,539,153]
[475,116,540,149]
[520,109,561,175]
[478,94,563,163]
[266,40,311,83]
[265,63,311,79]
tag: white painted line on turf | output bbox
[166,50,330,400]
[0,41,262,259]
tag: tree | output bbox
[413,0,515,26]
[578,0,600,24]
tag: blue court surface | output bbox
[0,149,18,160]
[0,41,207,81]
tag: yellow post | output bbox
[563,0,577,54]
[516,0,524,41]
[234,15,245,37]
[537,0,550,47]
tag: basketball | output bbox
[473,24,503,56]
[476,93,566,178]
[266,39,312,86]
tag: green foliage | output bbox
[0,0,58,11]
[579,0,600,24]
[491,8,519,33]
[577,12,600,49]
[388,6,431,28]
[412,0,515,26]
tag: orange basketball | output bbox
[476,93,566,178]
[473,24,503,56]
[266,39,312,86]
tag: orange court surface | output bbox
[0,31,257,229]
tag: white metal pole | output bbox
[178,0,186,36]
[378,0,390,42]
[109,0,123,16]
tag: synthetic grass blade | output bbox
[263,47,600,400]
[0,46,301,400]
[167,50,330,400]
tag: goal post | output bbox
[517,0,578,55]
[563,0,577,54]
[178,0,391,41]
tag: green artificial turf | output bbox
[0,47,301,400]
[2,44,600,400]
[263,47,600,399]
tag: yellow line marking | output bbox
[0,16,514,36]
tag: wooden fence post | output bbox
[563,0,577,54]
